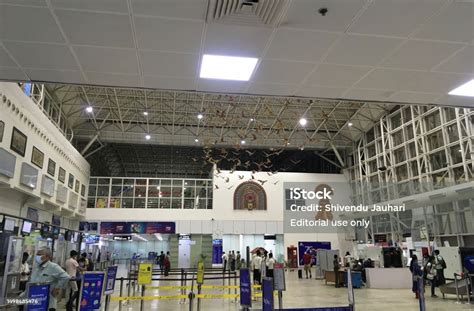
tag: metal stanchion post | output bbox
[140,285,145,311]
[197,284,201,311]
[234,272,238,303]
[278,290,283,309]
[119,278,124,311]
[104,294,110,311]
[455,273,461,304]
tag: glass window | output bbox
[111,186,124,197]
[446,124,459,143]
[408,142,416,158]
[406,124,414,140]
[122,198,133,208]
[367,144,376,158]
[134,187,146,198]
[184,180,195,187]
[425,111,441,131]
[391,112,402,129]
[184,199,195,209]
[171,198,182,209]
[444,108,456,121]
[111,178,122,185]
[148,186,161,197]
[172,186,183,198]
[97,186,109,197]
[123,179,134,186]
[395,164,408,181]
[410,161,419,177]
[134,198,146,208]
[450,146,463,164]
[122,186,134,197]
[403,107,412,122]
[426,131,444,150]
[160,198,171,209]
[161,179,171,186]
[89,178,98,185]
[87,198,95,208]
[88,185,97,197]
[366,128,375,143]
[98,178,110,185]
[135,179,147,186]
[430,151,447,171]
[161,186,172,198]
[184,187,195,198]
[149,179,160,186]
[394,147,406,163]
[148,198,159,209]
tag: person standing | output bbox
[222,251,228,273]
[158,251,165,275]
[252,251,263,285]
[333,254,341,288]
[303,251,312,279]
[266,253,275,278]
[65,251,84,311]
[163,252,171,276]
[409,255,423,299]
[30,247,71,311]
[431,250,446,297]
[230,251,236,272]
[19,252,30,291]
[236,251,242,270]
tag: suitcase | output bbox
[298,269,303,279]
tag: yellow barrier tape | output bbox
[196,294,239,299]
[110,295,187,301]
[145,285,192,290]
[201,285,239,289]
[252,285,261,288]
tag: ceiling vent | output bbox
[206,0,288,27]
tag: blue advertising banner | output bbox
[239,268,251,307]
[262,277,274,311]
[26,283,50,311]
[79,272,105,311]
[104,266,118,295]
[212,239,223,264]
[99,222,127,234]
[99,222,176,234]
[298,241,331,265]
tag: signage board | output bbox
[197,261,204,285]
[79,272,105,311]
[262,277,274,311]
[137,263,152,285]
[104,266,118,295]
[239,268,251,307]
[26,283,50,311]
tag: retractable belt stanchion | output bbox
[140,285,145,311]
[118,278,124,311]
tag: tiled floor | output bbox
[106,270,473,311]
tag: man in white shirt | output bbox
[252,251,263,285]
[266,253,276,278]
[65,250,84,311]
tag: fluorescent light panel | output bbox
[200,54,258,81]
[449,79,474,97]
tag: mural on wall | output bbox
[234,181,267,210]
[314,184,334,221]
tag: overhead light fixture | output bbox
[299,118,307,126]
[143,111,148,116]
[448,79,474,97]
[194,138,199,143]
[200,54,258,81]
[145,134,151,140]
[250,118,255,122]
[85,106,93,113]
[197,113,203,120]
[241,140,246,145]
[348,122,353,127]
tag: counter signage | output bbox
[197,261,204,285]
[104,266,118,295]
[239,268,251,307]
[273,268,286,291]
[137,263,152,285]
[26,283,50,311]
[79,272,105,311]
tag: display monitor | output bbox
[52,227,60,238]
[21,220,32,234]
[40,224,50,238]
[84,234,100,244]
[2,218,15,232]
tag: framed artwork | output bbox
[0,120,4,142]
[58,167,66,183]
[68,173,74,189]
[47,159,56,177]
[31,146,44,169]
[75,180,80,193]
[81,184,86,197]
[10,127,27,157]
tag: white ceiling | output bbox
[1,0,474,106]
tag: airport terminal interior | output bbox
[1,0,474,310]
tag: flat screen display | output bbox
[22,220,32,234]
[84,234,100,244]
[40,224,50,238]
[3,218,15,232]
[52,226,60,237]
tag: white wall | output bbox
[0,82,90,222]
[86,170,355,255]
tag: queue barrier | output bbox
[144,284,261,290]
[110,292,274,301]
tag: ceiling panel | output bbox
[324,34,402,66]
[0,45,16,67]
[51,0,129,13]
[247,82,297,96]
[134,16,203,52]
[434,46,474,74]
[139,50,198,77]
[85,72,141,87]
[26,69,84,84]
[343,88,395,101]
[0,67,27,81]
[74,46,139,74]
[197,79,247,93]
[143,75,195,90]
[3,42,78,70]
[132,0,207,20]
[404,72,472,94]
[388,91,440,104]
[0,0,46,5]
[284,0,367,32]
[349,0,446,37]
[381,40,463,70]
[264,28,338,62]
[305,64,371,87]
[0,5,64,43]
[253,59,315,84]
[295,85,346,98]
[355,68,419,91]
[414,1,474,43]
[56,10,134,47]
[203,23,272,58]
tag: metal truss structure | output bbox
[348,104,474,247]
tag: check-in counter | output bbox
[365,268,412,289]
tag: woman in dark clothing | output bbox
[410,255,423,299]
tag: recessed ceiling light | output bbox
[348,122,353,127]
[449,79,474,97]
[85,106,93,113]
[250,118,255,122]
[299,118,307,126]
[197,113,203,120]
[143,111,148,116]
[145,134,151,140]
[194,138,199,143]
[241,140,246,145]
[200,54,258,81]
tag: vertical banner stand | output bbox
[273,267,286,310]
[103,265,118,311]
[240,268,252,311]
[196,260,204,311]
[262,277,274,311]
[347,269,355,311]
